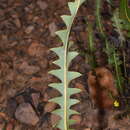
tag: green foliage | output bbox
[106,0,112,5]
[95,0,124,94]
[85,0,104,69]
[95,0,104,35]
[112,9,125,43]
[49,0,86,129]
[49,0,130,128]
[112,9,127,77]
[113,8,130,39]
[119,0,130,22]
[105,43,124,93]
[119,0,130,37]
[86,23,97,68]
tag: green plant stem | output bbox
[120,0,130,22]
[62,1,84,129]
[122,48,127,77]
[95,0,124,93]
[112,9,127,80]
[88,24,94,52]
[96,0,104,35]
[120,41,127,78]
[87,23,97,68]
[113,52,122,93]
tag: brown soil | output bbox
[0,0,130,130]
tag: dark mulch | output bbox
[0,0,130,130]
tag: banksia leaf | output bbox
[67,51,79,66]
[67,72,81,84]
[48,0,86,130]
[56,30,68,44]
[51,47,64,59]
[49,70,64,82]
[68,99,80,108]
[49,83,64,94]
[61,15,72,27]
[68,88,81,96]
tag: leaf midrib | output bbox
[63,1,81,129]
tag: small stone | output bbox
[14,18,21,28]
[15,96,25,104]
[15,103,39,126]
[44,102,57,113]
[51,114,61,126]
[28,42,48,57]
[39,58,48,69]
[30,77,42,83]
[14,124,22,130]
[49,22,57,37]
[43,92,49,101]
[75,83,86,91]
[19,61,40,75]
[6,122,14,130]
[37,1,48,10]
[31,93,40,108]
[25,26,34,34]
[0,124,5,130]
[2,35,8,41]
[7,88,17,97]
[10,41,18,47]
[7,98,17,118]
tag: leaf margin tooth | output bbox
[50,47,64,58]
[68,71,82,84]
[49,69,64,82]
[68,51,79,66]
[55,29,68,44]
[49,83,63,95]
[49,97,63,107]
[68,99,80,108]
[61,15,72,27]
[68,88,81,96]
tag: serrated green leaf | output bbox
[80,0,86,5]
[50,97,63,107]
[49,69,64,82]
[51,47,64,58]
[68,109,79,115]
[68,51,79,66]
[69,119,77,126]
[57,120,64,130]
[52,109,64,118]
[55,30,68,44]
[61,15,72,27]
[49,83,63,94]
[48,0,86,129]
[68,88,81,96]
[68,2,77,15]
[68,71,81,83]
[53,58,64,69]
[68,99,80,108]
